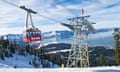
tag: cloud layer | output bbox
[0,0,120,34]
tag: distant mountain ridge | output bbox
[1,28,114,47]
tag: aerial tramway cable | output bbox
[1,0,19,8]
[1,0,63,23]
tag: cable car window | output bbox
[37,32,39,36]
[38,32,40,36]
[39,31,41,35]
[30,32,32,36]
[36,32,38,36]
[26,32,28,37]
[33,32,35,36]
[32,32,33,36]
[28,32,30,36]
[29,32,30,36]
[34,32,36,36]
[39,32,41,36]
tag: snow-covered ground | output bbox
[0,67,120,72]
[0,52,120,72]
[45,49,71,54]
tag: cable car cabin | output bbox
[23,28,41,42]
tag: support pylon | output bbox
[62,15,96,67]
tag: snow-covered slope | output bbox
[0,63,12,68]
[0,53,60,68]
[0,54,35,68]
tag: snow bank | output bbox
[0,63,12,68]
[0,68,93,72]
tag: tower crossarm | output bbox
[20,6,37,14]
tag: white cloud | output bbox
[0,27,23,35]
[38,24,71,32]
[99,0,120,4]
[0,24,70,35]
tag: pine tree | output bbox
[50,54,56,62]
[32,58,39,68]
[1,37,9,48]
[0,53,4,60]
[42,60,49,68]
[99,54,104,66]
[9,43,15,54]
[39,47,45,56]
[25,44,31,53]
[18,46,25,56]
[25,44,33,55]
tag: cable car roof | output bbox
[24,28,41,32]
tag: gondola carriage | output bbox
[23,28,41,42]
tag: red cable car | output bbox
[21,6,42,42]
[23,28,41,42]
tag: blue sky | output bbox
[0,0,120,34]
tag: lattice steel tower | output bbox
[62,15,96,67]
[113,28,120,65]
